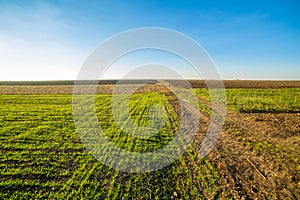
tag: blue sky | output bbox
[0,0,299,80]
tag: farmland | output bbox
[0,81,299,199]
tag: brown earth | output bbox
[190,80,300,88]
[0,84,169,94]
[1,80,299,94]
[206,112,300,199]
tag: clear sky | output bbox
[0,0,299,80]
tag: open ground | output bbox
[0,80,299,199]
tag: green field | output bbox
[0,92,219,199]
[195,88,300,113]
[0,87,299,199]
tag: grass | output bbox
[94,93,178,152]
[0,93,219,199]
[194,88,300,113]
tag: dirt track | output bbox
[164,86,299,199]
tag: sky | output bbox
[0,0,299,80]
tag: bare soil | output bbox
[190,80,300,88]
[207,112,300,199]
[1,80,299,94]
